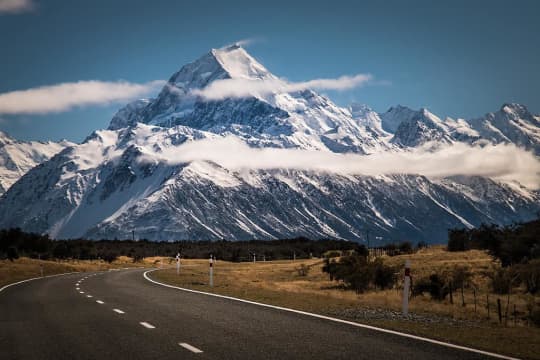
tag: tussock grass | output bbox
[153,248,540,359]
[0,257,136,287]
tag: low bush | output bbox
[413,274,449,300]
[296,264,310,277]
[490,267,520,294]
[322,254,397,293]
[516,260,540,294]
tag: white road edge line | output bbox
[179,342,203,353]
[96,300,104,304]
[113,309,125,314]
[0,272,80,294]
[140,322,155,329]
[143,269,517,360]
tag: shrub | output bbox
[447,228,469,251]
[490,267,519,294]
[346,271,372,293]
[296,264,310,277]
[399,241,413,254]
[324,250,341,259]
[530,307,540,327]
[413,274,449,300]
[517,260,540,294]
[322,254,397,293]
[101,252,118,263]
[7,246,19,261]
[451,266,472,289]
[372,259,397,290]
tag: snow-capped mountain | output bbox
[109,45,390,155]
[0,45,538,243]
[380,103,540,152]
[0,131,72,194]
[468,103,540,154]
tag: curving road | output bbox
[0,268,509,359]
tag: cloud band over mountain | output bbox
[140,137,540,189]
[0,80,165,115]
[191,74,373,100]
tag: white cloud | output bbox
[141,137,540,189]
[224,38,260,47]
[0,80,165,115]
[192,74,372,101]
[0,0,34,14]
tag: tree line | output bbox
[0,228,362,262]
[447,218,540,266]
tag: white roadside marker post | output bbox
[209,255,214,287]
[402,260,411,316]
[176,253,181,275]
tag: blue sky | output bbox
[0,0,539,142]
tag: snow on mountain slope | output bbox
[380,105,419,133]
[467,103,540,154]
[390,108,455,147]
[380,103,540,152]
[0,131,73,194]
[0,122,537,242]
[109,45,390,154]
[0,45,539,243]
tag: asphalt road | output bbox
[0,268,506,360]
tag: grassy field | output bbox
[0,256,139,288]
[151,247,540,359]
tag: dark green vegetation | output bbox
[447,218,540,266]
[322,248,399,293]
[0,228,361,262]
[447,219,539,297]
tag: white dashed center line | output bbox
[139,322,155,329]
[86,295,93,298]
[79,291,84,294]
[96,300,104,304]
[113,309,125,314]
[179,343,203,353]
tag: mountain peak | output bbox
[210,45,272,80]
[165,45,273,95]
[379,105,417,133]
[349,103,374,116]
[500,103,529,116]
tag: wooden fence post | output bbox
[497,298,502,324]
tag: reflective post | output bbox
[402,260,411,316]
[209,255,214,287]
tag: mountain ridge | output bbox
[0,46,538,243]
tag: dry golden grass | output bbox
[0,256,138,288]
[152,248,540,359]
